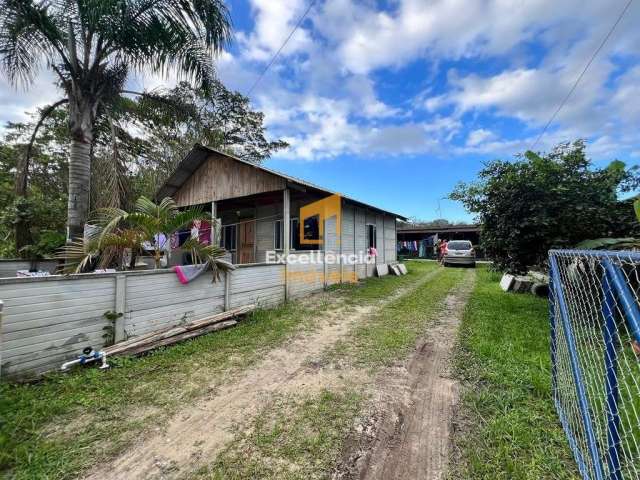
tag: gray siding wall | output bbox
[341,204,356,283]
[384,214,397,262]
[287,254,324,298]
[376,214,384,264]
[0,264,286,380]
[354,208,367,279]
[1,276,115,378]
[325,216,340,286]
[124,273,226,338]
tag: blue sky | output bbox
[1,0,640,221]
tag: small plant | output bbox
[102,311,124,347]
[57,196,235,281]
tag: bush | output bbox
[450,140,640,273]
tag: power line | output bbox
[529,0,633,152]
[246,0,316,97]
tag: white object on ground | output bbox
[376,264,389,277]
[500,273,515,291]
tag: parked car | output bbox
[443,240,476,267]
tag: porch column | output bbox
[283,189,290,255]
[210,201,218,246]
[283,189,290,300]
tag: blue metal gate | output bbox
[550,249,640,479]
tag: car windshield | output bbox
[447,241,472,250]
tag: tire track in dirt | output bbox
[334,268,476,480]
[85,267,443,480]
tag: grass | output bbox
[0,261,436,480]
[326,263,466,368]
[9,261,577,480]
[192,388,363,480]
[327,259,438,306]
[0,301,316,479]
[449,266,579,479]
[191,262,468,478]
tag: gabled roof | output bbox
[157,144,407,220]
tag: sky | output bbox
[1,0,640,222]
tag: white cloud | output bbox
[0,72,63,129]
[239,0,313,61]
[466,129,495,147]
[2,0,639,164]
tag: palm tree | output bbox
[61,196,234,280]
[0,0,232,240]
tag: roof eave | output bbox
[156,144,407,220]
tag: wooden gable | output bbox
[172,152,287,207]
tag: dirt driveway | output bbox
[87,265,475,480]
[335,269,475,480]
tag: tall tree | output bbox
[0,113,68,257]
[450,141,640,273]
[0,0,232,240]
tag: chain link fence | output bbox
[550,249,640,480]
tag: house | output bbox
[397,223,482,259]
[157,144,406,280]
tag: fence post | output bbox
[549,272,558,400]
[603,259,640,343]
[224,270,231,311]
[602,273,622,480]
[549,255,605,480]
[114,275,127,342]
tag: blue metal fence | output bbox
[550,249,640,479]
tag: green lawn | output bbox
[0,261,436,480]
[326,264,465,368]
[450,266,578,479]
[1,263,581,479]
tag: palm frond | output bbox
[103,0,230,89]
[0,0,67,86]
[164,207,209,234]
[55,236,100,274]
[90,206,129,247]
[182,236,234,282]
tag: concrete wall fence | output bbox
[0,259,58,278]
[0,253,391,380]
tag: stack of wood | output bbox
[104,305,255,357]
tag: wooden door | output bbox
[238,220,255,264]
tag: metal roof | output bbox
[157,144,407,220]
[397,224,480,233]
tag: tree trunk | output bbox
[14,150,32,255]
[67,139,92,240]
[67,93,96,241]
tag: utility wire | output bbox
[529,0,633,152]
[246,0,316,96]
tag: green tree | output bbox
[0,113,69,257]
[450,141,640,273]
[128,80,288,196]
[0,0,232,240]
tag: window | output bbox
[304,215,320,242]
[367,224,377,249]
[274,220,283,250]
[290,218,300,250]
[274,218,301,250]
[447,240,472,251]
[220,224,237,251]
